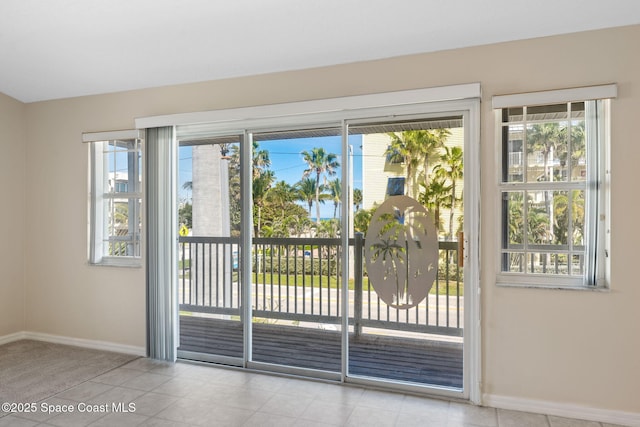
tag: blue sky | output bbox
[179,135,363,220]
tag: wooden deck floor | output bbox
[179,315,463,389]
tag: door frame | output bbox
[137,84,481,403]
[339,101,481,403]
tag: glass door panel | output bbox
[347,117,465,389]
[176,134,244,362]
[249,128,343,373]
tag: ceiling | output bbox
[2,0,639,103]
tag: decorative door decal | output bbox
[364,195,439,309]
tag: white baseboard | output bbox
[484,394,640,427]
[0,331,146,357]
[0,331,28,345]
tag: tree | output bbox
[328,178,341,218]
[527,123,563,240]
[433,146,463,240]
[253,170,274,236]
[251,141,271,178]
[354,206,375,235]
[385,129,450,197]
[267,180,296,213]
[178,202,192,228]
[528,123,563,183]
[418,177,451,235]
[295,177,321,216]
[567,121,586,181]
[553,190,585,245]
[506,192,550,245]
[301,147,340,223]
[228,142,273,236]
[353,188,363,211]
[315,218,341,238]
[227,145,242,236]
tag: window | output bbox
[386,177,405,196]
[494,86,614,288]
[86,130,143,266]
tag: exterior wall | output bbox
[361,133,396,210]
[21,24,640,414]
[361,128,464,239]
[0,92,26,337]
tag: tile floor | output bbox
[0,358,624,426]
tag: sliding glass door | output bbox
[176,133,244,364]
[346,117,465,390]
[160,90,479,400]
[248,128,344,375]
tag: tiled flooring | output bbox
[0,358,622,426]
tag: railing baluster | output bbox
[181,242,186,304]
[286,245,290,313]
[310,247,314,315]
[354,234,363,337]
[194,243,199,305]
[367,277,371,321]
[269,243,274,312]
[445,250,457,327]
[223,242,227,308]
[254,244,258,311]
[277,244,282,313]
[435,266,440,326]
[208,243,212,307]
[302,249,306,315]
[319,243,323,316]
[262,244,266,311]
[457,247,461,328]
[336,244,340,317]
[294,244,298,315]
[237,245,241,309]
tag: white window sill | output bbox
[496,281,609,292]
[89,257,142,268]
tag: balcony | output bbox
[177,235,463,388]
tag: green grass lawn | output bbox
[251,272,463,296]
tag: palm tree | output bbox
[568,121,586,180]
[301,147,340,223]
[251,141,271,178]
[316,218,341,238]
[354,207,374,234]
[433,146,463,240]
[527,123,563,238]
[253,170,274,235]
[418,177,451,235]
[506,192,525,245]
[385,129,450,197]
[553,190,585,245]
[353,188,363,211]
[295,177,320,216]
[528,123,563,182]
[527,206,550,244]
[267,180,296,212]
[328,178,341,218]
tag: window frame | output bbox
[493,86,613,289]
[85,130,144,267]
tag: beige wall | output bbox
[0,93,26,337]
[20,25,640,414]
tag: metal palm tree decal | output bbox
[365,196,439,309]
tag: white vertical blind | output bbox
[146,126,178,361]
[583,100,607,287]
